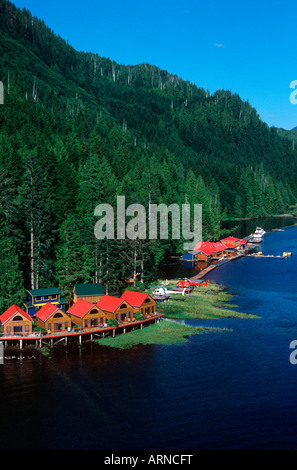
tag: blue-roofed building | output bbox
[23,287,67,317]
[182,251,198,262]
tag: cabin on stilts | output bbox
[67,299,106,330]
[0,305,33,336]
[34,303,71,333]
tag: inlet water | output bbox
[1,224,297,450]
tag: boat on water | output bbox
[249,226,265,244]
[249,235,263,244]
[254,226,266,236]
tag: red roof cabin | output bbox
[97,295,134,323]
[0,304,33,336]
[35,303,71,333]
[221,236,248,250]
[194,241,227,263]
[120,290,156,317]
[67,299,106,330]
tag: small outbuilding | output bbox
[0,304,33,336]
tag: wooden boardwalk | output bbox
[190,265,217,280]
[0,312,165,350]
[190,253,244,280]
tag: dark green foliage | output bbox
[0,0,296,305]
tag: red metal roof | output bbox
[67,299,97,318]
[221,236,240,242]
[221,236,247,246]
[34,302,60,322]
[0,304,32,325]
[194,241,228,255]
[97,295,132,313]
[120,290,149,307]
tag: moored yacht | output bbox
[254,227,265,236]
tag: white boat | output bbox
[254,227,265,236]
[249,235,263,244]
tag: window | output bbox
[25,325,30,332]
[90,309,98,315]
[53,312,63,318]
[13,315,23,321]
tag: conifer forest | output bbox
[0,0,296,308]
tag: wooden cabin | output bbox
[196,249,212,264]
[97,295,134,323]
[67,299,106,330]
[23,287,67,317]
[35,303,71,333]
[73,283,104,304]
[0,304,33,336]
[223,247,237,258]
[194,241,227,263]
[221,236,247,251]
[120,290,156,317]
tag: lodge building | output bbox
[23,287,67,317]
[67,299,106,329]
[0,264,163,342]
[0,305,33,336]
[72,283,104,304]
[97,295,134,323]
[34,303,71,333]
[120,290,156,317]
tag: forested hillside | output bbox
[0,0,296,307]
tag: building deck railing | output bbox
[0,312,164,341]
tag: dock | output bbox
[190,265,217,280]
[0,312,165,351]
[190,253,244,280]
[247,254,289,259]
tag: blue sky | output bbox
[11,0,297,130]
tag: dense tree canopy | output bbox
[0,0,296,307]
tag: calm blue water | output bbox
[1,224,297,450]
